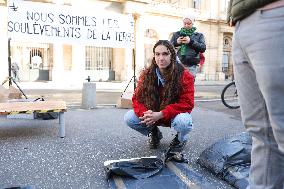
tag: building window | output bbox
[145,29,157,38]
[222,52,229,72]
[223,36,232,49]
[0,0,6,6]
[85,46,113,70]
[30,49,43,70]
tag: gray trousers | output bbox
[232,7,284,189]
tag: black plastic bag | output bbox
[104,156,164,179]
[34,112,59,120]
[104,146,191,180]
[197,132,252,189]
[33,97,59,120]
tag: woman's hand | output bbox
[139,110,164,126]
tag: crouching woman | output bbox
[124,40,195,151]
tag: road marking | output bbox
[113,175,127,189]
[166,161,201,189]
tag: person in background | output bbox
[170,14,206,79]
[228,0,284,188]
[11,61,20,82]
[124,40,194,151]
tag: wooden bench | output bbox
[0,101,67,138]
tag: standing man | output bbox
[170,14,206,79]
[228,0,284,188]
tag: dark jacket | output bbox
[170,31,206,66]
[227,0,277,24]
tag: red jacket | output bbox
[132,70,194,126]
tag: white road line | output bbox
[166,161,201,189]
[113,175,127,189]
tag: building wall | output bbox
[143,0,234,81]
[113,48,127,81]
[0,3,8,83]
[1,0,235,84]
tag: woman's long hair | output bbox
[136,40,185,111]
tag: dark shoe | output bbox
[169,134,179,147]
[170,134,187,152]
[148,127,163,149]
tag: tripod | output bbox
[2,76,28,99]
[120,13,141,98]
[120,41,138,98]
[3,38,27,99]
[120,75,137,98]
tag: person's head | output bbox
[182,14,195,29]
[152,40,176,73]
[136,40,184,111]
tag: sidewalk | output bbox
[6,80,229,107]
[18,80,230,91]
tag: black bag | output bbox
[104,156,164,179]
[35,112,59,120]
[34,98,59,120]
[197,132,252,189]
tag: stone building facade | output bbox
[0,0,234,84]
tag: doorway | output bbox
[11,42,51,81]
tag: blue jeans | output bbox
[233,6,284,189]
[124,110,193,142]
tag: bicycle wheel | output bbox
[221,81,240,109]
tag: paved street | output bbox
[0,81,244,189]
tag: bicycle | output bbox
[221,81,240,109]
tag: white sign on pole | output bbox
[7,0,134,48]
